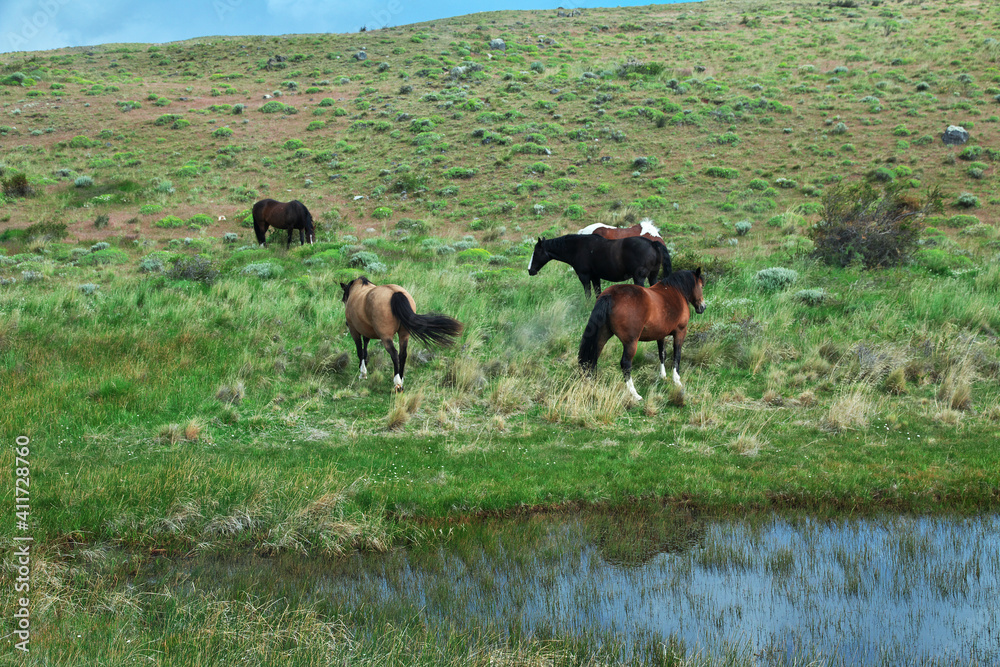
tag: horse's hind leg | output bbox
[286,229,294,249]
[398,332,409,389]
[381,337,403,391]
[620,338,642,401]
[353,334,370,379]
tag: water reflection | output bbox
[170,512,1000,665]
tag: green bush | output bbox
[155,215,184,229]
[212,126,233,138]
[260,101,296,114]
[947,214,980,228]
[565,204,586,220]
[754,267,798,291]
[444,167,476,179]
[74,176,94,188]
[914,249,975,275]
[704,166,739,179]
[187,213,213,227]
[457,248,491,262]
[139,204,163,215]
[372,207,392,219]
[154,114,183,126]
[77,248,128,266]
[240,262,284,279]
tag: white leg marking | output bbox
[359,360,368,380]
[393,374,403,389]
[672,368,682,387]
[626,377,643,402]
[660,363,668,380]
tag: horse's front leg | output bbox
[620,338,642,401]
[671,327,687,387]
[576,271,592,299]
[299,227,306,246]
[286,229,294,249]
[592,277,602,297]
[381,337,403,391]
[657,339,668,380]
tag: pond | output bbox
[142,510,1000,665]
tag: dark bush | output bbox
[167,256,220,284]
[2,173,32,197]
[810,181,941,269]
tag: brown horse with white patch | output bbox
[578,269,705,402]
[578,218,665,246]
[340,277,463,391]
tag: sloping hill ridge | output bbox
[0,0,997,246]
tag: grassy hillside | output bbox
[2,1,1000,663]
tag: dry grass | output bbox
[544,374,630,427]
[386,388,423,430]
[823,389,876,432]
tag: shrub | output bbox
[78,283,100,295]
[947,214,980,228]
[735,220,752,236]
[810,181,937,268]
[139,204,163,215]
[167,256,220,284]
[794,289,827,306]
[187,213,213,227]
[223,232,239,243]
[349,250,387,272]
[77,248,128,266]
[240,262,283,279]
[565,204,586,220]
[372,206,392,219]
[955,192,980,208]
[139,255,166,273]
[754,267,798,291]
[212,126,233,138]
[704,166,739,179]
[260,101,295,114]
[155,215,184,228]
[74,175,94,188]
[914,248,975,276]
[307,120,325,131]
[444,167,476,179]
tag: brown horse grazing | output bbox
[340,277,463,391]
[578,268,705,402]
[252,198,316,247]
[578,218,665,246]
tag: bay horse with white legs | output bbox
[527,234,672,299]
[578,218,665,246]
[340,277,463,392]
[578,268,706,402]
[252,198,316,247]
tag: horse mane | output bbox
[639,218,661,237]
[660,270,700,297]
[354,276,372,286]
[544,234,592,254]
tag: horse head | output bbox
[527,237,549,276]
[691,267,706,314]
[304,212,316,244]
[341,276,371,303]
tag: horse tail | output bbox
[251,201,267,245]
[656,241,672,278]
[579,293,613,372]
[389,292,463,347]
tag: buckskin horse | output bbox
[578,269,705,402]
[252,198,316,247]
[340,277,463,392]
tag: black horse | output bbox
[252,199,316,247]
[527,234,672,298]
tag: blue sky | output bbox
[0,0,679,54]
